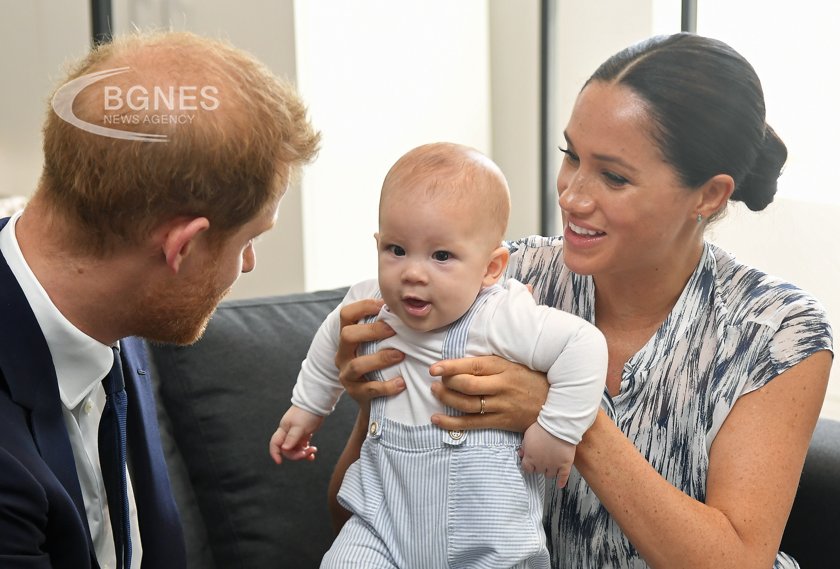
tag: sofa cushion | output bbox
[149,288,354,568]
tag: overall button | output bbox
[448,429,464,440]
[369,421,379,436]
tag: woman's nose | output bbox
[557,169,595,214]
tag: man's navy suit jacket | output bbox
[0,217,186,568]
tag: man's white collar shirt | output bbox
[0,210,143,569]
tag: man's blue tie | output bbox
[99,346,132,569]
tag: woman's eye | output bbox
[388,245,406,256]
[432,251,451,262]
[558,146,579,164]
[604,171,629,186]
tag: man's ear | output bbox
[159,217,211,273]
[697,174,735,219]
[482,246,510,287]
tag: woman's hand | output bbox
[428,355,549,432]
[329,298,406,532]
[335,298,406,405]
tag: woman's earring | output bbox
[696,213,703,223]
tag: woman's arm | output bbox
[327,298,406,532]
[433,350,832,569]
[576,350,831,569]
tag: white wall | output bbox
[488,1,540,241]
[293,0,493,291]
[0,0,89,197]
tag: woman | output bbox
[329,33,833,568]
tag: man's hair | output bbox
[38,31,320,254]
[380,142,511,245]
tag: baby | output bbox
[271,142,607,568]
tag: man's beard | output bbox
[135,262,232,346]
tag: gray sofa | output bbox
[148,288,840,568]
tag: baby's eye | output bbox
[432,251,451,262]
[387,245,406,256]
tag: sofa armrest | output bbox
[781,417,840,566]
[149,288,354,568]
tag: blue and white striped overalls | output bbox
[321,288,550,569]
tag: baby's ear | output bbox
[482,246,510,286]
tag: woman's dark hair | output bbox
[587,33,786,212]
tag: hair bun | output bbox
[731,125,787,211]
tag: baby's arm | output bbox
[486,281,608,486]
[270,405,324,464]
[524,312,606,487]
[269,280,383,464]
[520,422,576,487]
[290,280,384,416]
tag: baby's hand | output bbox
[520,423,576,488]
[269,406,324,464]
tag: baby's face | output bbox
[377,194,497,332]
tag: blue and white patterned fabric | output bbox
[505,236,834,569]
[325,417,547,569]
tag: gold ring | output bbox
[479,395,486,415]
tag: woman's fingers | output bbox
[339,318,395,346]
[338,348,403,384]
[335,299,390,367]
[430,387,524,432]
[429,355,549,433]
[338,298,386,328]
[430,379,497,412]
[430,355,510,392]
[337,348,406,404]
[334,298,406,405]
[335,298,399,380]
[343,373,406,401]
[336,321,395,371]
[431,410,499,431]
